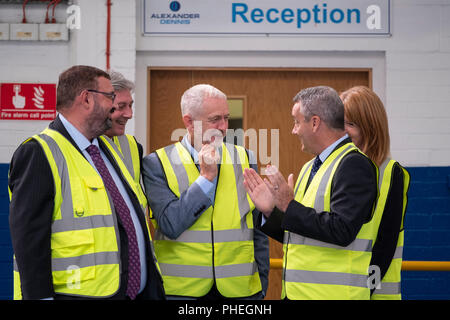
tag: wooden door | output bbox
[147,67,370,299]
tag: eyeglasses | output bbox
[206,115,230,124]
[87,89,116,102]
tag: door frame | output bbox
[146,66,372,152]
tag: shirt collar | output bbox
[59,113,99,151]
[318,133,349,163]
[182,134,199,164]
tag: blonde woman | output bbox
[341,86,410,300]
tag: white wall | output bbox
[135,0,450,167]
[0,2,70,162]
[0,0,136,163]
[0,0,449,167]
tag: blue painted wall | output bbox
[0,164,449,300]
[0,164,11,300]
[402,166,450,300]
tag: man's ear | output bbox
[182,114,193,130]
[311,115,321,133]
[77,89,92,109]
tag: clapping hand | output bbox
[243,168,275,217]
[264,165,295,213]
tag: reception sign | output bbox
[143,0,390,36]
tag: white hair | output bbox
[180,84,227,117]
[108,70,134,92]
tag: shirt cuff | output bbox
[195,176,215,202]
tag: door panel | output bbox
[147,68,370,300]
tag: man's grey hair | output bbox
[293,86,345,130]
[181,84,227,117]
[108,70,135,92]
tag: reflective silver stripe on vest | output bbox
[154,229,253,243]
[39,134,75,222]
[313,144,354,212]
[224,143,251,223]
[393,245,403,259]
[378,158,391,191]
[13,257,18,272]
[164,144,190,193]
[52,214,115,233]
[285,269,368,288]
[216,262,258,278]
[15,251,120,272]
[159,262,257,279]
[103,136,129,173]
[52,251,120,272]
[373,282,401,295]
[37,133,121,270]
[288,236,372,252]
[115,135,135,180]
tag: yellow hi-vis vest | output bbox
[12,128,148,299]
[371,159,410,300]
[100,135,140,184]
[282,142,378,300]
[99,135,147,207]
[99,135,161,276]
[153,142,262,298]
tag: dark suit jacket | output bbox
[8,115,165,300]
[370,164,405,293]
[261,138,378,248]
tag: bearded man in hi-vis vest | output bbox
[9,65,165,300]
[243,86,378,300]
[142,84,270,300]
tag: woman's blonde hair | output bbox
[340,86,390,166]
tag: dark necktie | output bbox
[86,144,141,299]
[309,156,323,180]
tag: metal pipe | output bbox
[269,259,450,271]
[106,0,112,71]
[402,261,450,271]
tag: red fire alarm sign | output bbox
[0,83,56,120]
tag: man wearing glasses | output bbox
[142,84,269,300]
[9,65,165,300]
